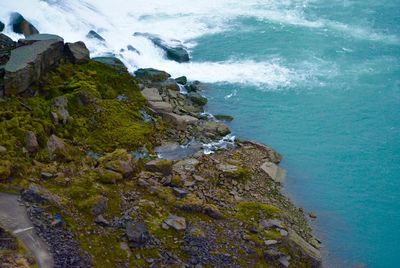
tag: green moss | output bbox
[97,170,123,184]
[235,202,280,225]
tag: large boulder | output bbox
[4,38,64,96]
[92,56,127,73]
[10,12,39,37]
[161,112,198,131]
[18,34,63,46]
[134,68,171,82]
[141,87,162,102]
[64,41,90,64]
[134,33,189,63]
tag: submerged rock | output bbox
[64,41,90,64]
[4,38,64,95]
[10,12,39,37]
[134,32,190,63]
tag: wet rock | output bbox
[214,114,234,122]
[4,38,64,96]
[134,32,189,63]
[0,21,4,32]
[260,161,286,183]
[173,187,189,198]
[64,41,90,64]
[164,215,186,231]
[51,96,70,125]
[144,159,173,176]
[0,34,16,66]
[92,56,128,73]
[162,112,198,131]
[185,81,203,92]
[175,76,187,85]
[126,222,150,246]
[127,45,140,54]
[188,92,208,106]
[25,131,39,153]
[259,219,284,230]
[141,87,162,102]
[10,12,39,37]
[94,215,109,227]
[91,196,108,215]
[86,30,105,41]
[134,68,171,82]
[309,212,317,219]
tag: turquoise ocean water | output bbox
[1,0,400,266]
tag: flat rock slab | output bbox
[4,39,64,95]
[0,193,54,268]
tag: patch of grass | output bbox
[235,201,280,225]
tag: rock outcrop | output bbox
[64,41,90,64]
[3,35,64,95]
[10,12,39,37]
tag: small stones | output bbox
[173,187,189,198]
[164,215,186,231]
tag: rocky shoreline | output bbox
[0,15,321,268]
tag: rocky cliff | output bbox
[0,30,321,268]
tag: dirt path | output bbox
[0,192,54,268]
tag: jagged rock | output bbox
[175,76,187,85]
[94,215,109,227]
[65,41,90,64]
[148,101,173,113]
[86,30,105,41]
[91,196,108,215]
[141,87,162,102]
[161,113,198,131]
[25,131,39,153]
[288,230,322,267]
[188,92,208,106]
[47,134,67,159]
[134,68,171,82]
[173,187,189,198]
[4,38,64,96]
[164,215,186,231]
[51,96,70,125]
[134,32,189,63]
[10,12,39,37]
[259,219,284,230]
[92,56,127,73]
[260,161,286,183]
[0,21,4,32]
[159,78,180,91]
[126,222,150,246]
[145,159,173,176]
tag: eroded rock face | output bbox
[10,12,39,37]
[4,38,64,96]
[64,41,90,64]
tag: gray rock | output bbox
[91,196,108,215]
[4,38,64,96]
[217,163,238,173]
[279,255,291,268]
[173,158,200,173]
[264,248,282,262]
[161,112,198,131]
[41,172,55,180]
[21,184,47,204]
[94,215,109,227]
[141,87,162,102]
[188,92,208,106]
[51,96,70,125]
[134,68,171,82]
[201,121,231,137]
[10,12,39,37]
[288,229,322,267]
[25,131,39,153]
[92,56,127,73]
[86,30,105,41]
[173,187,189,198]
[18,34,63,46]
[164,215,186,231]
[259,219,285,230]
[144,159,173,176]
[148,101,173,113]
[126,222,150,246]
[264,240,278,246]
[46,134,66,159]
[260,161,286,183]
[65,41,90,64]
